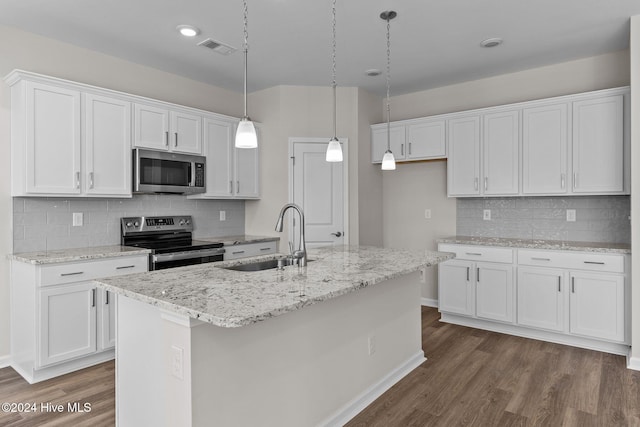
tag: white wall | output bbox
[0,25,243,361]
[629,16,640,367]
[385,50,630,301]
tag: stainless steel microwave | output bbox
[133,149,206,195]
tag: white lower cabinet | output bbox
[11,254,148,383]
[439,244,629,355]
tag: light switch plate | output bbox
[483,209,491,221]
[72,212,83,227]
[219,210,226,221]
[566,209,576,222]
[424,209,432,219]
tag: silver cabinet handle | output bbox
[584,261,605,265]
[531,257,551,261]
[573,172,578,189]
[477,267,480,282]
[232,250,245,255]
[409,142,412,155]
[75,172,80,189]
[558,276,561,292]
[60,271,84,277]
[465,252,482,256]
[466,267,470,282]
[91,289,96,307]
[106,291,109,305]
[165,131,169,147]
[474,177,478,191]
[175,132,178,147]
[484,177,488,191]
[89,172,94,189]
[331,231,342,237]
[571,276,575,293]
[561,173,565,189]
[260,247,272,251]
[116,265,136,270]
[401,144,404,156]
[229,180,233,194]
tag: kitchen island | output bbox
[94,245,453,426]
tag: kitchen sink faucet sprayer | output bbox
[275,203,307,267]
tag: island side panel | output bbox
[190,271,423,426]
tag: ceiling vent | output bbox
[198,38,237,55]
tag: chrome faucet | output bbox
[275,203,307,267]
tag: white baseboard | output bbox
[0,354,11,369]
[320,350,426,426]
[627,353,640,371]
[421,298,438,308]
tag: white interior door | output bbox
[291,140,345,249]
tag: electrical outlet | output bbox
[72,212,83,227]
[566,209,576,222]
[483,209,491,221]
[219,210,226,221]
[419,268,426,283]
[368,335,376,356]
[424,209,432,219]
[171,345,184,379]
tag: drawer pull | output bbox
[465,252,482,256]
[60,271,84,277]
[232,250,245,255]
[571,277,575,293]
[558,276,561,292]
[106,292,110,305]
[466,267,470,282]
[583,261,605,265]
[260,247,272,251]
[477,268,480,282]
[116,265,136,270]
[91,289,96,307]
[531,257,551,261]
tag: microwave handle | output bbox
[190,163,195,187]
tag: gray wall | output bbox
[457,196,630,244]
[13,195,245,253]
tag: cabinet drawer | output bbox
[517,249,624,273]
[39,255,148,287]
[224,241,278,260]
[438,244,513,264]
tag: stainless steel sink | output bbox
[218,258,312,272]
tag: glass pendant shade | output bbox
[381,150,396,170]
[235,117,257,149]
[326,138,343,162]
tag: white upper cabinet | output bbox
[483,110,519,195]
[84,93,132,196]
[371,119,446,163]
[23,81,82,195]
[133,103,202,154]
[522,103,568,195]
[447,116,481,196]
[189,117,259,199]
[572,95,625,194]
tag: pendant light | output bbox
[235,0,258,149]
[380,11,396,170]
[326,0,343,162]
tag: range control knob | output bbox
[133,221,140,227]
[185,219,190,225]
[179,219,186,226]
[126,222,133,227]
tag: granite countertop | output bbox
[94,245,454,328]
[9,245,152,265]
[198,235,279,246]
[437,236,631,254]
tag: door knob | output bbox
[330,231,342,237]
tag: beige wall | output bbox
[0,25,243,360]
[630,16,640,365]
[385,49,631,301]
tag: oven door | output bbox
[133,149,206,194]
[151,248,225,270]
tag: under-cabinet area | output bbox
[437,241,630,356]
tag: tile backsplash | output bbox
[13,195,245,253]
[456,196,630,244]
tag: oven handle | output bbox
[152,248,225,263]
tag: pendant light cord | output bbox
[332,0,337,140]
[385,16,391,151]
[243,0,249,119]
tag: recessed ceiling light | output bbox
[365,69,382,76]
[480,38,503,48]
[176,25,200,37]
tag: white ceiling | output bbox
[1,0,639,96]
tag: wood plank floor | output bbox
[1,307,639,426]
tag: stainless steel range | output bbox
[121,216,224,271]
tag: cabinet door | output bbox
[98,290,116,350]
[438,259,475,316]
[407,120,446,160]
[447,116,480,196]
[475,262,513,323]
[570,272,625,342]
[517,267,565,332]
[133,103,170,150]
[25,82,81,194]
[38,283,96,367]
[522,103,568,194]
[235,143,260,199]
[170,109,202,154]
[201,118,234,197]
[84,93,132,197]
[371,126,405,162]
[572,95,624,193]
[483,110,519,195]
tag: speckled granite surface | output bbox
[437,236,631,254]
[9,245,151,264]
[199,235,279,246]
[94,245,454,328]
